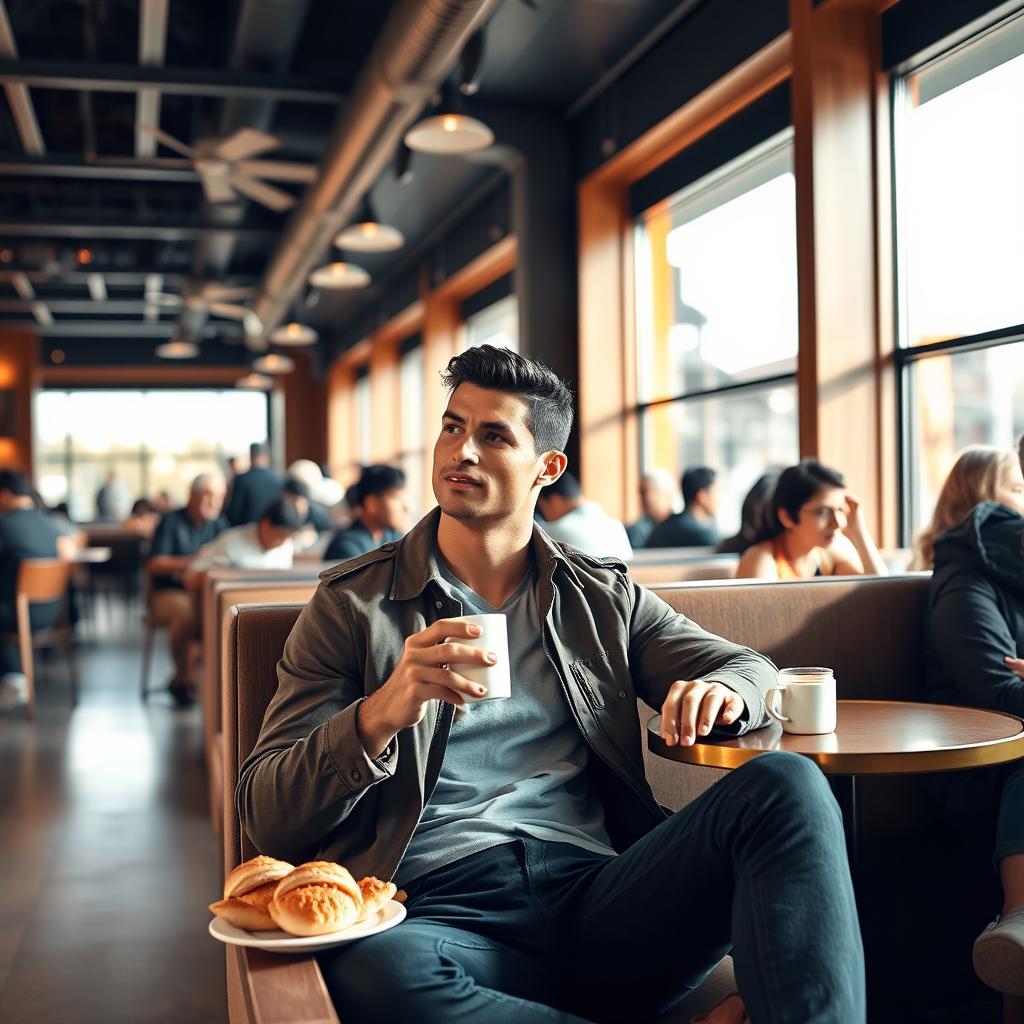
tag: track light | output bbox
[155,339,199,359]
[459,31,485,96]
[394,142,414,185]
[404,81,493,155]
[335,197,405,253]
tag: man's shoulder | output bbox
[319,539,399,589]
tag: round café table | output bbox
[648,700,1024,870]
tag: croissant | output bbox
[209,855,295,931]
[357,876,398,922]
[268,861,364,937]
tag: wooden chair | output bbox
[6,558,76,718]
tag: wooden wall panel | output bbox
[0,327,38,473]
[791,0,888,541]
[282,351,326,470]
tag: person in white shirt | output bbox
[165,499,303,708]
[186,497,303,577]
[535,470,633,561]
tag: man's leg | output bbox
[150,589,196,699]
[321,841,596,1024]
[321,919,594,1024]
[562,752,864,1024]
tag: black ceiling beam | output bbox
[0,154,200,182]
[0,220,277,241]
[0,299,177,313]
[0,59,347,104]
[0,269,195,284]
[29,320,226,338]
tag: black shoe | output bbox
[168,680,196,707]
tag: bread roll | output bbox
[357,876,397,922]
[209,855,294,931]
[269,861,364,937]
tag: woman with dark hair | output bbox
[736,458,887,579]
[714,469,781,556]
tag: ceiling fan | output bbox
[146,278,257,323]
[136,124,318,212]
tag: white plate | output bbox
[208,899,406,953]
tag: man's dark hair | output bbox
[540,470,581,501]
[250,441,269,461]
[681,466,716,508]
[283,477,310,500]
[260,497,304,531]
[0,469,34,497]
[356,464,406,506]
[440,344,574,455]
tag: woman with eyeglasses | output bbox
[736,459,887,580]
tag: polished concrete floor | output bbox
[0,603,228,1024]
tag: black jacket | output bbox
[924,502,1024,716]
[225,466,285,526]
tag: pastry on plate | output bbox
[269,861,364,937]
[209,855,295,931]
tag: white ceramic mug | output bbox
[443,614,511,702]
[765,667,836,735]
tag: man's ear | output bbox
[536,451,568,487]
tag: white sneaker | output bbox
[0,672,28,712]
[974,906,1024,995]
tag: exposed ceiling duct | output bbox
[248,0,499,350]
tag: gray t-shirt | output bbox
[396,553,615,885]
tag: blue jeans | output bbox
[320,752,865,1024]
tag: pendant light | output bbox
[404,81,493,155]
[334,197,404,253]
[252,352,295,375]
[155,339,199,359]
[236,371,274,389]
[308,254,370,290]
[268,320,319,346]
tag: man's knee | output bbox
[732,751,836,816]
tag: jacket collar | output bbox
[388,507,582,601]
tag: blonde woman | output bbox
[911,446,1024,570]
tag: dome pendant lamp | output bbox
[404,81,493,156]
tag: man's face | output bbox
[191,483,225,521]
[697,482,719,517]
[432,383,552,525]
[640,479,673,522]
[258,521,295,550]
[364,487,411,533]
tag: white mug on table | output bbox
[765,667,836,735]
[444,613,511,702]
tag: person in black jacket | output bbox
[924,484,1024,995]
[224,442,285,526]
[324,464,409,563]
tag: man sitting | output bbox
[146,473,228,706]
[225,442,285,526]
[324,464,410,562]
[0,470,73,711]
[536,469,633,560]
[645,465,720,548]
[238,344,864,1024]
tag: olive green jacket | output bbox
[237,508,775,881]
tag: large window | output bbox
[461,293,518,353]
[35,389,269,521]
[633,132,799,537]
[894,13,1024,538]
[398,341,426,519]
